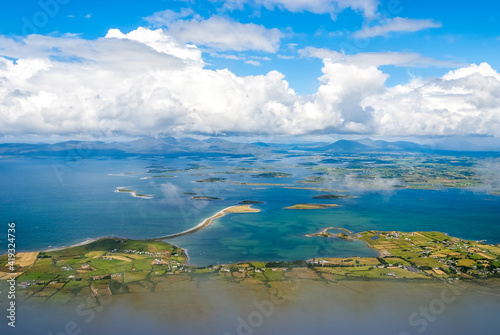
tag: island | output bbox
[190,196,221,200]
[252,172,293,178]
[115,187,153,199]
[232,182,289,186]
[238,200,265,204]
[140,175,175,179]
[312,194,356,199]
[194,177,227,183]
[284,204,340,210]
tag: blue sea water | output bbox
[1,156,500,266]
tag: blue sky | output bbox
[2,0,499,93]
[0,0,499,142]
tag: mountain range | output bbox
[0,137,497,158]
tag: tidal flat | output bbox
[4,279,500,335]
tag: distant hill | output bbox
[0,137,496,158]
[0,137,270,158]
[312,139,428,153]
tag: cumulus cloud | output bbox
[144,13,283,52]
[224,0,379,18]
[352,17,442,38]
[0,30,499,139]
[0,28,296,137]
[365,62,500,136]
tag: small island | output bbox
[233,182,289,186]
[252,172,293,178]
[194,177,227,183]
[312,194,356,199]
[115,187,153,199]
[191,196,221,200]
[140,175,175,179]
[284,204,339,210]
[296,176,325,183]
[238,200,265,204]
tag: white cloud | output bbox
[245,60,262,66]
[291,58,387,134]
[144,13,283,52]
[365,62,500,136]
[224,0,379,18]
[353,17,442,38]
[105,27,204,65]
[0,28,296,137]
[210,53,244,60]
[144,8,195,27]
[168,16,283,52]
[0,29,499,139]
[299,47,463,68]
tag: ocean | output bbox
[1,156,499,266]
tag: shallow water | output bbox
[3,280,500,335]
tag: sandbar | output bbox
[156,204,260,240]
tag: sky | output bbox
[0,0,499,144]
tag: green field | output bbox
[3,229,500,304]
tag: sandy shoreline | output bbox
[155,204,260,240]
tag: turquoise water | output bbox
[1,157,500,266]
